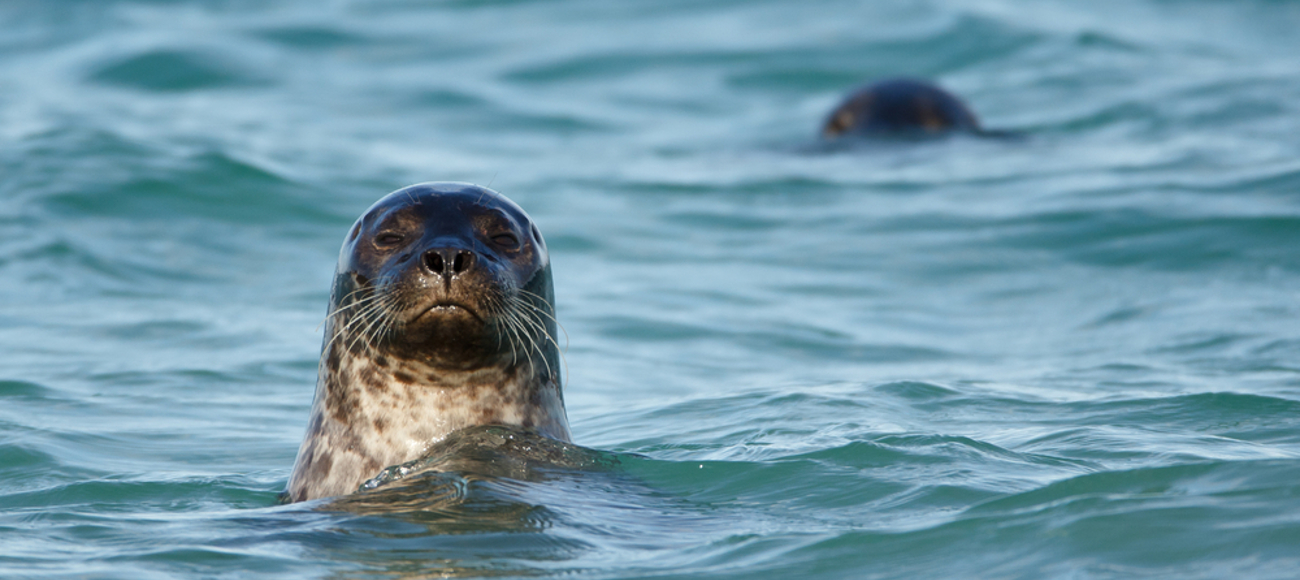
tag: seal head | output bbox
[285,182,568,503]
[821,77,981,138]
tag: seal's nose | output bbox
[422,248,475,276]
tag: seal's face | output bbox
[285,182,569,503]
[333,183,551,370]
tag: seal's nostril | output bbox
[423,248,475,276]
[423,251,445,274]
[452,250,474,274]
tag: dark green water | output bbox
[4,0,1300,578]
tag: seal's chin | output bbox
[383,300,504,367]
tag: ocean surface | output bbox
[4,0,1300,578]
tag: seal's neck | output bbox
[285,340,569,502]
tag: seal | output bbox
[284,182,569,503]
[821,77,981,138]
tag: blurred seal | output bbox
[285,182,568,503]
[821,77,981,137]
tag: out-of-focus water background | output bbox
[4,0,1300,578]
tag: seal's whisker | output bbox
[503,296,555,381]
[501,299,521,368]
[486,290,504,354]
[515,289,558,321]
[365,289,404,350]
[514,299,561,351]
[501,300,547,378]
[511,298,566,382]
[341,290,397,354]
[317,288,384,332]
[341,307,377,354]
[501,305,533,374]
[500,307,529,370]
[516,315,552,381]
[341,296,386,331]
[339,294,388,337]
[486,292,519,367]
[339,288,386,311]
[335,290,386,330]
[359,301,394,352]
[517,289,570,352]
[511,301,551,347]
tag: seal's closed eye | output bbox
[492,233,521,249]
